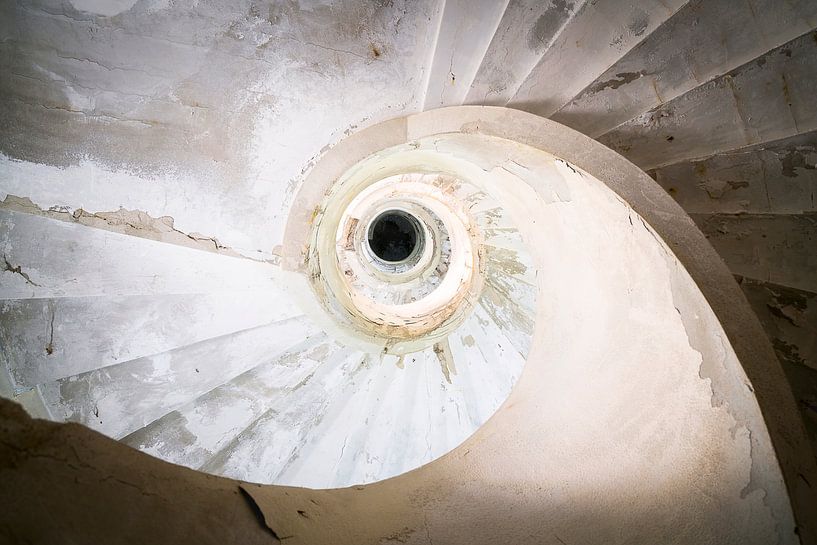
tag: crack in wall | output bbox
[45,304,56,356]
[2,254,41,286]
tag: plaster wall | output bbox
[0,103,814,545]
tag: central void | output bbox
[367,210,421,263]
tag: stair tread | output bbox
[689,213,817,293]
[423,0,508,109]
[0,209,281,299]
[653,130,817,215]
[0,290,303,390]
[552,0,817,138]
[39,315,321,439]
[509,0,688,116]
[464,0,588,107]
[597,30,817,170]
[202,348,369,484]
[121,335,333,469]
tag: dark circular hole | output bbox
[368,211,420,263]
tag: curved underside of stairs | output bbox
[1,1,817,544]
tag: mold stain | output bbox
[627,12,650,37]
[483,246,529,278]
[527,0,575,53]
[586,71,647,95]
[778,148,816,178]
[773,338,806,367]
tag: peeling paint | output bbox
[780,148,817,178]
[433,340,456,384]
[0,195,248,259]
[585,71,647,94]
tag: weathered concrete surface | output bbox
[423,0,507,109]
[1,104,815,545]
[258,164,533,486]
[1,194,245,258]
[651,128,817,471]
[692,213,817,293]
[214,342,496,488]
[508,0,687,116]
[39,315,320,439]
[0,290,302,389]
[122,335,333,471]
[738,278,817,374]
[598,30,817,170]
[651,131,817,215]
[408,107,817,542]
[0,399,277,545]
[280,107,816,543]
[551,0,817,138]
[0,0,440,254]
[463,0,587,107]
[738,277,817,458]
[0,209,283,299]
[0,0,816,537]
[0,174,532,489]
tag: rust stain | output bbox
[309,205,322,226]
[342,217,359,250]
[723,75,757,145]
[650,77,664,104]
[433,340,456,384]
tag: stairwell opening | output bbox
[367,209,423,264]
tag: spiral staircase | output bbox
[1,1,817,544]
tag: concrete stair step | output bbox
[0,290,303,390]
[0,209,281,299]
[508,0,688,116]
[120,334,331,470]
[38,314,321,439]
[597,30,817,170]
[551,0,817,138]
